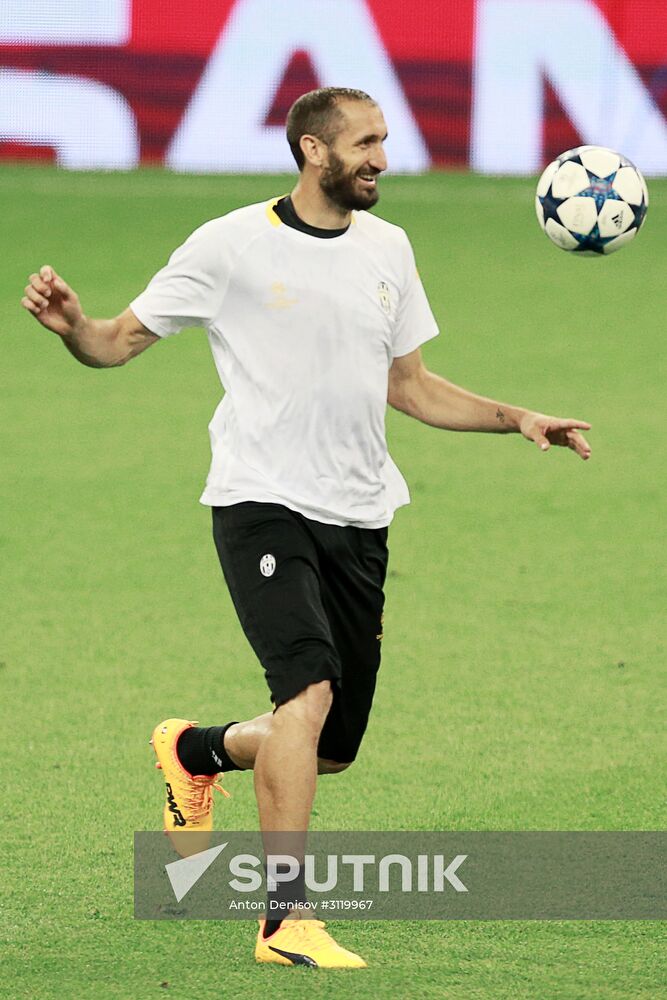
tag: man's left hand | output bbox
[519,413,592,460]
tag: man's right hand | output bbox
[21,266,158,368]
[21,265,85,339]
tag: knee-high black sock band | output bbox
[176,722,243,776]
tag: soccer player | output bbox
[22,87,591,968]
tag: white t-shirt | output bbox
[130,198,439,528]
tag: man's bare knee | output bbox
[273,680,333,736]
[318,758,352,775]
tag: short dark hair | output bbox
[286,87,376,170]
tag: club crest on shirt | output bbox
[377,281,391,314]
[260,553,276,577]
[267,282,298,310]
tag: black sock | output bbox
[264,863,307,936]
[263,919,283,938]
[176,722,243,776]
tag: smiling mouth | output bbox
[357,173,378,187]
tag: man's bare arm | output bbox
[21,265,158,368]
[388,347,592,459]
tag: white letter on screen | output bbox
[472,0,667,175]
[0,70,139,169]
[0,0,130,45]
[167,0,429,173]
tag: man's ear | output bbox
[300,134,327,168]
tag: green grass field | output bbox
[2,166,665,999]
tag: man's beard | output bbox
[319,149,380,212]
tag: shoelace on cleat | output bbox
[181,777,230,822]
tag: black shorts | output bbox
[211,502,388,764]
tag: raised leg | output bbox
[224,704,351,775]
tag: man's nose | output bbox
[369,145,387,173]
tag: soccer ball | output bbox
[535,145,648,255]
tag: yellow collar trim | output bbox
[265,196,287,227]
[265,196,356,229]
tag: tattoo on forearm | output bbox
[496,408,506,424]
